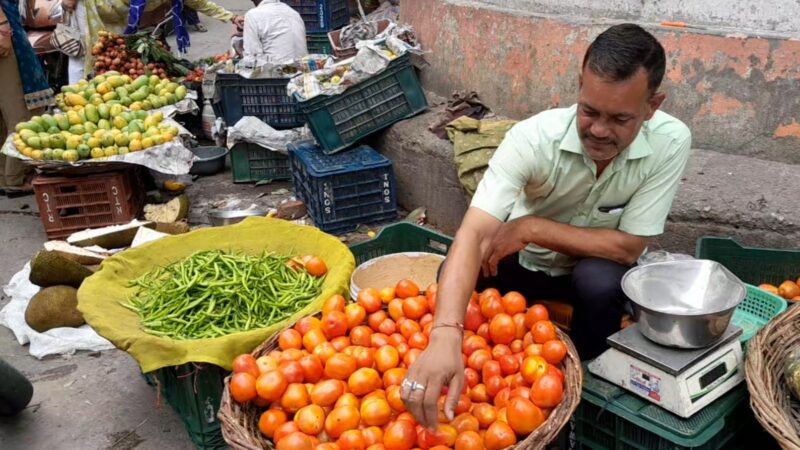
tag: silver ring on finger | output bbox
[400,378,416,399]
[411,381,426,392]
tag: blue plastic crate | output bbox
[289,142,397,233]
[281,0,349,33]
[295,54,428,154]
[215,74,304,129]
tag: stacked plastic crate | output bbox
[282,0,349,54]
[288,142,397,233]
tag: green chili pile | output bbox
[124,250,324,340]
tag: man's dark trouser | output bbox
[445,255,631,360]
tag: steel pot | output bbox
[207,209,267,226]
[622,259,746,348]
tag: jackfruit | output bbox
[29,251,93,288]
[25,286,85,333]
[143,195,189,223]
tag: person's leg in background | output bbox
[437,253,572,307]
[568,257,631,359]
[184,8,206,32]
[67,0,88,84]
[476,255,572,302]
[0,50,35,189]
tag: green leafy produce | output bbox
[124,33,192,77]
[124,250,324,340]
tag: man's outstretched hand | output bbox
[400,327,464,429]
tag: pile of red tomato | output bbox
[228,280,569,450]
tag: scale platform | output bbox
[588,323,744,418]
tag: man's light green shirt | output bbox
[471,105,692,276]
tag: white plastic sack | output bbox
[157,98,200,117]
[0,263,114,358]
[226,116,313,155]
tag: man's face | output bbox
[577,67,665,162]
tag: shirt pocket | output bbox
[590,211,623,230]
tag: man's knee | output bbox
[571,258,630,307]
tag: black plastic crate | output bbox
[281,0,349,32]
[215,74,304,129]
[230,142,292,183]
[296,54,428,154]
[289,141,397,233]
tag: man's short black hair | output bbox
[582,24,666,93]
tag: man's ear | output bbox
[645,91,666,120]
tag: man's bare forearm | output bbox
[435,209,502,325]
[520,216,647,265]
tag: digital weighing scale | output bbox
[588,323,744,418]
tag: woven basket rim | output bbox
[219,313,583,450]
[745,303,800,450]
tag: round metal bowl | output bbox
[207,209,267,226]
[622,259,746,348]
[350,252,445,301]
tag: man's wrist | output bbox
[518,215,542,244]
[429,326,463,341]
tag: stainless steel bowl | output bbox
[622,259,746,348]
[207,209,267,226]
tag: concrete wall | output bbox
[401,0,800,164]
[478,0,800,35]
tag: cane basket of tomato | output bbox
[219,282,583,450]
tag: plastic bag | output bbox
[0,263,114,358]
[226,116,313,154]
[637,250,694,266]
[785,346,800,400]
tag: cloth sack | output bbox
[429,90,492,139]
[77,217,355,373]
[51,10,83,57]
[447,116,517,197]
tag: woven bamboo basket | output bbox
[745,304,800,449]
[219,316,582,450]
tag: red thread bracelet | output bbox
[431,322,464,333]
